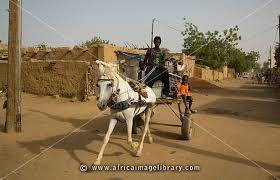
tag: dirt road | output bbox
[0,79,280,180]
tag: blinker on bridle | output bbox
[96,79,114,88]
[96,78,120,95]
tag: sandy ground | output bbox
[0,79,280,180]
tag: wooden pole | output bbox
[5,0,22,133]
[151,18,155,50]
[269,46,272,84]
[278,15,280,44]
[270,46,272,69]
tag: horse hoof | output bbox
[135,151,142,157]
[94,160,101,165]
[148,137,153,144]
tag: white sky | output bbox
[0,0,279,65]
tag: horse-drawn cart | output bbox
[94,56,195,164]
[118,51,194,140]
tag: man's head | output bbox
[182,75,189,84]
[154,36,161,48]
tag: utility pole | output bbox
[269,46,272,84]
[5,0,22,133]
[269,46,272,69]
[278,15,280,44]
[151,18,155,50]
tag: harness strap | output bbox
[133,92,146,116]
[139,66,156,83]
[109,99,130,110]
[116,118,126,123]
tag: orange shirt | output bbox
[177,83,190,96]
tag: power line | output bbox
[157,19,277,45]
[9,0,76,46]
[226,0,274,29]
[154,19,182,33]
[240,24,277,44]
[154,0,274,56]
[188,0,274,56]
[155,21,277,58]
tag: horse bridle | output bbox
[96,75,120,96]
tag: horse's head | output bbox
[95,61,118,111]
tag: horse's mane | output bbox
[102,68,115,78]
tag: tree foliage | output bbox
[34,42,48,48]
[80,36,114,47]
[182,19,260,73]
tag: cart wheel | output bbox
[181,115,193,140]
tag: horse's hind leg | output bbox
[94,118,117,165]
[136,106,152,157]
[132,115,143,134]
[132,116,138,134]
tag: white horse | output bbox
[94,61,156,165]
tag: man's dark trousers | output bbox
[145,66,170,96]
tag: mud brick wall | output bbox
[19,44,146,63]
[0,61,8,90]
[0,43,7,50]
[218,66,228,79]
[195,64,234,81]
[0,60,90,100]
[21,46,99,62]
[212,70,219,80]
[166,53,195,77]
[195,66,213,80]
[0,45,147,99]
[228,68,235,78]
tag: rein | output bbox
[96,62,150,113]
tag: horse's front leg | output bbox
[136,106,153,157]
[126,117,139,151]
[94,118,117,165]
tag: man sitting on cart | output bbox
[140,36,170,97]
[177,75,197,114]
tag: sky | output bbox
[0,0,279,65]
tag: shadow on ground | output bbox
[0,123,4,132]
[17,110,134,164]
[197,98,280,125]
[16,110,280,172]
[111,132,280,172]
[197,82,280,100]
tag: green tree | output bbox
[182,19,241,69]
[245,51,260,71]
[227,48,246,73]
[254,62,261,72]
[80,36,114,47]
[182,19,259,73]
[34,42,48,48]
[220,49,260,73]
